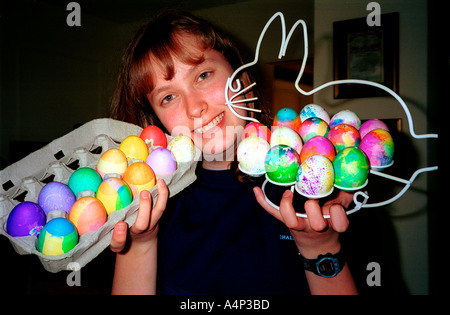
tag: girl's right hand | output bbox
[110,179,168,253]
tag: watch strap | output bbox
[299,250,346,278]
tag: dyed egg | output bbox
[7,201,46,237]
[327,124,361,152]
[270,126,303,155]
[359,119,390,139]
[119,135,149,162]
[299,117,329,142]
[265,145,301,185]
[36,218,78,256]
[299,104,331,124]
[167,135,196,163]
[146,148,177,177]
[273,107,301,133]
[300,136,336,163]
[68,196,107,235]
[242,122,272,143]
[68,167,103,198]
[329,110,361,130]
[140,125,167,149]
[123,162,156,196]
[38,182,76,215]
[295,155,334,198]
[237,136,270,176]
[333,147,369,190]
[359,128,394,170]
[96,177,133,215]
[96,148,128,179]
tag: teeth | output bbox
[194,113,224,134]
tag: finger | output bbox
[328,204,349,233]
[279,190,305,230]
[110,221,128,253]
[149,179,169,230]
[304,199,327,232]
[130,190,152,235]
[253,187,283,221]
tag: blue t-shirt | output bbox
[157,165,310,295]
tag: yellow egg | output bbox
[119,136,149,162]
[96,148,128,179]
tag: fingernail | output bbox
[283,190,292,198]
[141,190,149,199]
[158,179,166,187]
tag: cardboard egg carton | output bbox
[0,118,199,273]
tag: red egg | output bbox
[140,125,167,149]
[242,122,271,143]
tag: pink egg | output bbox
[299,117,329,142]
[140,125,167,149]
[327,124,361,152]
[300,136,336,163]
[359,119,389,139]
[146,148,177,177]
[359,128,394,170]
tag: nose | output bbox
[185,89,207,119]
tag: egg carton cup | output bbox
[226,12,438,218]
[0,118,200,273]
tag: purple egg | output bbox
[7,201,46,237]
[38,182,76,215]
[146,148,177,177]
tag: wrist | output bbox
[295,238,341,259]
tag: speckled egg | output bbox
[359,128,394,170]
[140,125,167,149]
[242,122,271,143]
[68,167,103,198]
[38,182,76,215]
[96,148,128,179]
[333,147,369,190]
[167,135,196,164]
[96,177,133,215]
[299,104,331,124]
[327,124,361,153]
[270,126,303,155]
[299,117,329,142]
[300,136,336,163]
[36,218,78,256]
[119,135,149,162]
[7,201,46,237]
[237,136,270,176]
[265,145,301,185]
[273,107,301,133]
[68,196,107,235]
[295,155,334,198]
[359,119,390,139]
[329,110,361,130]
[146,148,177,177]
[123,162,156,197]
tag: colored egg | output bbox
[237,136,270,176]
[119,135,149,162]
[242,122,272,143]
[96,177,133,215]
[68,196,107,235]
[299,104,331,124]
[359,119,390,139]
[359,128,394,170]
[7,201,46,237]
[329,110,361,130]
[270,126,303,155]
[146,148,177,177]
[333,147,369,190]
[300,136,336,163]
[68,167,103,198]
[295,155,334,198]
[38,182,76,215]
[167,135,196,163]
[123,162,156,196]
[327,124,361,152]
[96,148,128,179]
[299,117,329,142]
[265,145,301,185]
[36,218,78,256]
[140,125,167,149]
[273,107,301,133]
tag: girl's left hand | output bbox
[253,188,353,258]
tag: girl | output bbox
[109,9,358,295]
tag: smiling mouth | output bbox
[194,113,224,134]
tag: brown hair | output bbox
[110,9,272,132]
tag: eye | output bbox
[198,72,211,82]
[162,94,176,105]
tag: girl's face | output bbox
[146,39,248,169]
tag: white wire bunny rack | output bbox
[225,12,438,218]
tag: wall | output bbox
[314,0,433,294]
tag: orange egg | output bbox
[68,196,107,235]
[123,162,156,196]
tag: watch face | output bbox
[317,257,338,277]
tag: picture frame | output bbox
[333,12,399,99]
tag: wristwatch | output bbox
[299,251,345,278]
